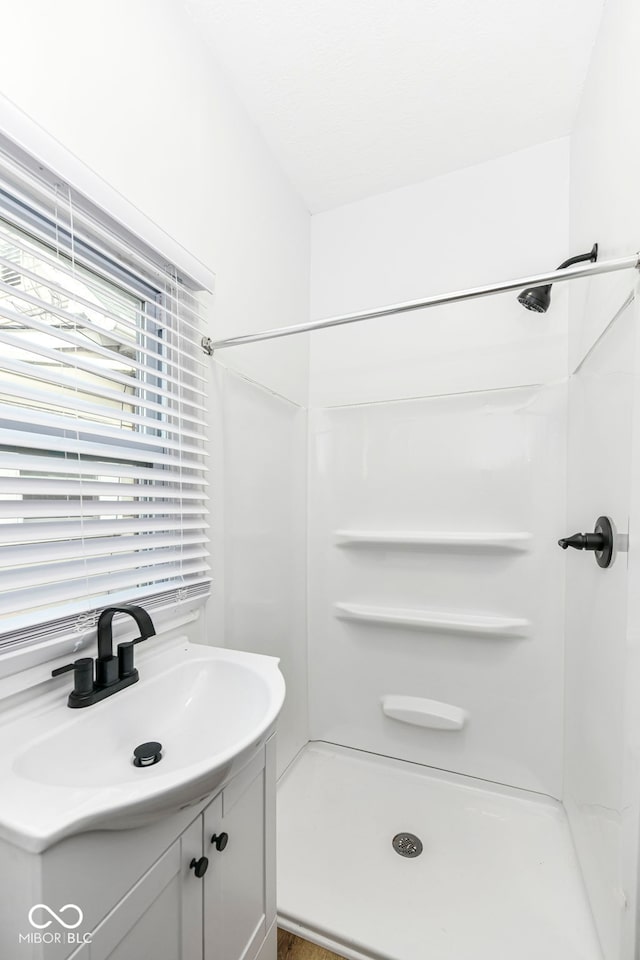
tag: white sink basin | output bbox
[0,640,285,852]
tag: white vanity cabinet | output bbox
[68,817,204,960]
[5,735,276,960]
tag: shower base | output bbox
[277,743,602,960]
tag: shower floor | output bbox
[277,743,602,960]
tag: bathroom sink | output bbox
[0,640,285,852]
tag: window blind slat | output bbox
[0,216,207,333]
[0,403,207,456]
[1,580,211,641]
[0,307,208,400]
[0,269,207,380]
[0,427,204,467]
[0,451,206,484]
[0,532,209,568]
[1,477,208,499]
[0,247,207,369]
[0,380,206,442]
[0,559,208,617]
[0,517,209,545]
[0,500,207,519]
[0,324,207,405]
[2,546,210,593]
[0,355,207,424]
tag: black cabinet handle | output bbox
[190,856,209,878]
[211,832,229,852]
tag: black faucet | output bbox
[51,604,156,708]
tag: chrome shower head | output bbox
[517,243,598,314]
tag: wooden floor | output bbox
[277,928,347,960]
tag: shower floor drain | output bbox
[392,832,423,858]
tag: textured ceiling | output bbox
[183,0,604,212]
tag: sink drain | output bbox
[392,832,423,858]
[133,741,163,767]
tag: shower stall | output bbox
[211,140,640,960]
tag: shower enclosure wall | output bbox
[564,293,638,960]
[211,5,640,955]
[306,381,566,796]
[214,129,640,960]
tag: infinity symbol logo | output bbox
[28,904,84,930]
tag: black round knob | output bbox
[133,741,162,767]
[211,832,229,852]
[190,856,209,878]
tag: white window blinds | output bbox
[0,149,210,648]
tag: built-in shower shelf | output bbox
[335,530,532,551]
[334,602,529,638]
[381,695,467,731]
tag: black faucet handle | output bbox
[51,661,75,677]
[117,640,137,679]
[558,533,588,550]
[558,516,615,568]
[558,532,606,551]
[52,657,94,697]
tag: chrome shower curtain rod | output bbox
[202,252,640,353]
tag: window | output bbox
[0,152,210,649]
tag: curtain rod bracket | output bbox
[201,336,214,356]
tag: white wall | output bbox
[569,0,640,371]
[0,0,310,405]
[566,1,640,956]
[310,138,570,406]
[208,366,308,776]
[0,0,311,765]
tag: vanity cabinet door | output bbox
[68,818,203,960]
[204,738,276,960]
